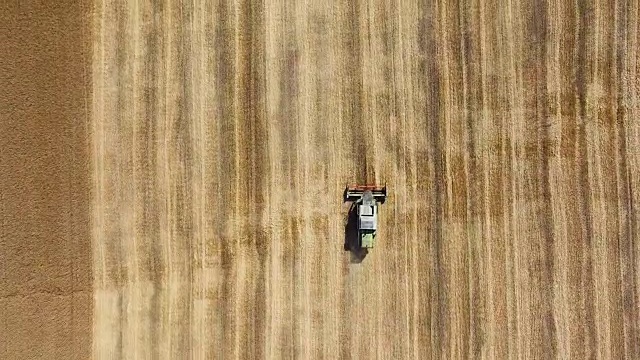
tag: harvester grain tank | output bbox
[344,184,387,249]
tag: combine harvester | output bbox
[344,184,387,249]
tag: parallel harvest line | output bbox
[130,0,141,355]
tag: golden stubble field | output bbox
[89,0,640,358]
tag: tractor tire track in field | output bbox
[92,0,640,358]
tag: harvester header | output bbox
[344,184,387,203]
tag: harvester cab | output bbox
[344,185,387,249]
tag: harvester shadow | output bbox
[344,203,368,263]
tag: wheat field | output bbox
[90,0,640,358]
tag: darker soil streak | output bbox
[419,0,446,356]
[212,0,236,357]
[530,0,557,356]
[345,0,367,183]
[176,2,195,355]
[144,3,162,356]
[241,0,268,358]
[114,5,127,359]
[575,0,598,355]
